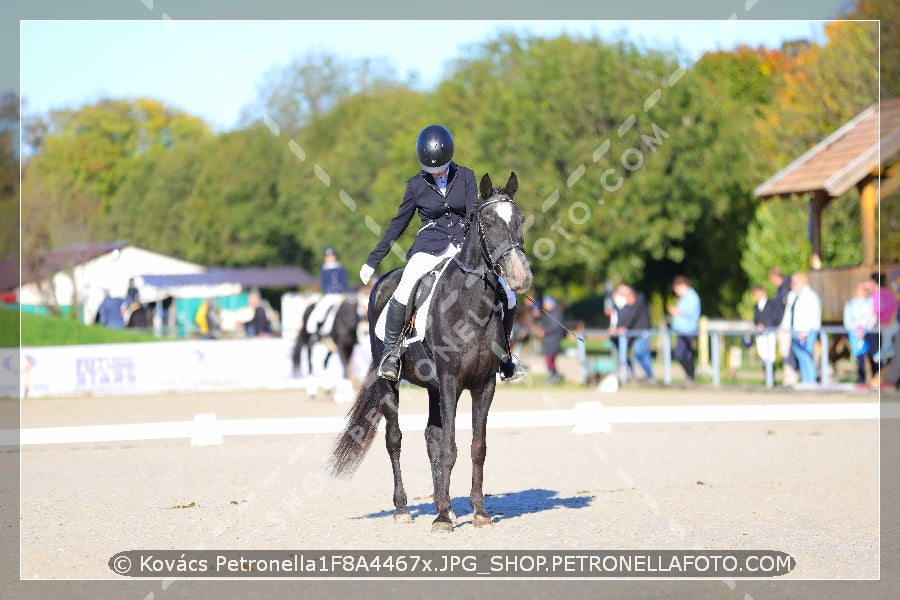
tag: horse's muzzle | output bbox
[501,248,533,292]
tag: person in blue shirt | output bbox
[668,275,701,382]
[842,280,875,385]
[97,289,125,329]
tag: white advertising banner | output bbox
[19,339,307,398]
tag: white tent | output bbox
[17,243,206,324]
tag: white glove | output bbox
[359,264,375,285]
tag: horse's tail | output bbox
[291,304,315,373]
[290,330,304,372]
[326,366,384,478]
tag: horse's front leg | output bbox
[432,379,461,532]
[469,378,496,528]
[380,380,412,523]
[424,387,443,495]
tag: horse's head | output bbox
[474,172,533,293]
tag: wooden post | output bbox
[808,190,831,270]
[880,164,900,199]
[859,177,877,266]
[698,316,709,375]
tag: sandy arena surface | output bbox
[4,381,899,599]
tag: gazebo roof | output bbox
[754,97,900,199]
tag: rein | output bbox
[522,293,585,343]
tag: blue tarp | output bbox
[139,266,315,290]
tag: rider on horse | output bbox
[359,124,524,382]
[306,246,352,339]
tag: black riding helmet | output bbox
[416,124,454,173]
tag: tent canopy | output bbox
[138,266,316,299]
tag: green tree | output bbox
[843,0,900,97]
[177,126,293,266]
[240,52,402,133]
[758,20,878,166]
[745,19,879,291]
[277,85,431,276]
[438,33,773,315]
[0,92,18,259]
[27,97,211,224]
[21,98,213,276]
[108,140,208,257]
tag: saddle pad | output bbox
[374,258,456,346]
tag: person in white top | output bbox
[782,271,821,384]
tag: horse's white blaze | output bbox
[494,202,513,224]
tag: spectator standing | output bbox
[668,275,701,382]
[538,296,565,384]
[244,291,272,338]
[194,298,210,337]
[607,285,633,378]
[614,284,655,382]
[125,277,140,306]
[122,277,141,325]
[769,267,798,387]
[869,272,898,373]
[843,281,876,385]
[751,284,776,375]
[195,298,221,340]
[97,289,125,329]
[784,272,821,385]
[877,269,900,391]
[206,299,221,339]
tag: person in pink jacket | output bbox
[868,272,898,377]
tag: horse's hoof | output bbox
[473,515,493,528]
[393,512,413,524]
[431,519,453,533]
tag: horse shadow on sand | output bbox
[357,488,594,524]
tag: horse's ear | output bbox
[505,172,518,198]
[479,173,493,199]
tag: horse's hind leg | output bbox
[381,380,412,523]
[432,385,461,532]
[424,388,449,522]
[469,381,496,528]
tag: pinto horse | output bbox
[292,298,361,380]
[328,172,533,532]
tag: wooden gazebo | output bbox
[754,97,900,320]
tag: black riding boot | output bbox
[499,305,525,381]
[377,298,407,381]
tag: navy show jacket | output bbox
[365,162,478,269]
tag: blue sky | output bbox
[20,19,826,132]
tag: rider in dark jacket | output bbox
[360,124,523,382]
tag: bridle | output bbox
[458,193,524,279]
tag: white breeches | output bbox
[306,293,345,334]
[391,244,517,311]
[392,244,460,304]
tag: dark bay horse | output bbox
[125,298,171,329]
[292,298,361,380]
[328,172,533,532]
